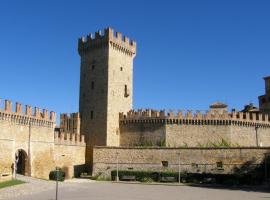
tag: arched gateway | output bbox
[15,149,29,175]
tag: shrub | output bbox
[140,177,154,183]
[111,170,186,182]
[183,172,264,185]
[111,170,157,181]
[111,170,265,185]
[49,169,65,181]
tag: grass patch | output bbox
[0,179,25,189]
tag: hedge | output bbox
[111,170,186,182]
[49,170,65,181]
[111,170,265,185]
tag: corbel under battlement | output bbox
[78,27,136,56]
[0,98,56,127]
[54,132,86,146]
[119,109,270,128]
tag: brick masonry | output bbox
[119,109,270,147]
[92,146,270,177]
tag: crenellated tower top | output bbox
[78,27,136,56]
[78,27,136,147]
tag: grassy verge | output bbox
[0,179,25,189]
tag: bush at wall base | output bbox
[111,170,264,185]
[49,170,65,181]
[111,170,186,182]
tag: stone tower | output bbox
[258,76,270,115]
[60,113,80,135]
[78,27,136,147]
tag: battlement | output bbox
[54,131,86,146]
[120,109,270,127]
[120,109,229,119]
[0,98,56,127]
[60,112,80,135]
[78,27,136,56]
[60,112,80,118]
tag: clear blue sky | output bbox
[0,0,269,122]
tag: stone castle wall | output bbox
[230,125,270,146]
[120,123,165,146]
[119,109,270,147]
[0,100,56,180]
[92,146,270,177]
[167,124,270,147]
[165,124,231,147]
[0,99,86,181]
[54,132,86,178]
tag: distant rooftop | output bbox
[241,103,260,113]
[210,102,228,109]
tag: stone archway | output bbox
[15,149,28,175]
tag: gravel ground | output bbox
[0,175,55,200]
[0,176,269,200]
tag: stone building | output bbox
[0,100,85,182]
[0,27,270,181]
[78,27,136,147]
[259,76,270,115]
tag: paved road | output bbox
[0,175,55,200]
[0,176,269,200]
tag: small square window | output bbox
[216,161,223,170]
[91,81,94,89]
[162,161,168,167]
[192,163,198,168]
[120,67,123,71]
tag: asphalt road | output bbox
[10,181,270,200]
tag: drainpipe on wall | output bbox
[255,125,259,147]
[13,129,17,179]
